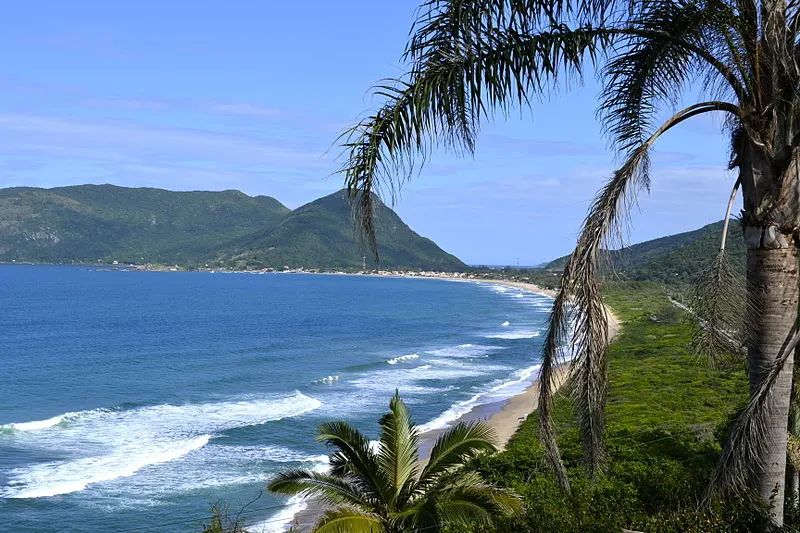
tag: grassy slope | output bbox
[462,283,761,532]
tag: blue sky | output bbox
[0,1,737,265]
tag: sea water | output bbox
[0,265,552,533]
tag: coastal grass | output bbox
[461,282,775,532]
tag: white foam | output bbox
[387,353,419,365]
[2,415,69,432]
[425,344,504,358]
[223,445,328,464]
[0,392,321,499]
[113,444,329,498]
[417,364,541,434]
[485,331,541,339]
[501,321,510,327]
[313,375,339,384]
[250,494,308,533]
[0,410,96,432]
[514,293,524,298]
[3,435,211,499]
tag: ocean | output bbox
[0,265,552,533]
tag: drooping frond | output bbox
[692,249,749,367]
[376,392,420,507]
[691,178,750,366]
[341,23,617,256]
[710,326,800,498]
[537,282,573,491]
[539,100,741,479]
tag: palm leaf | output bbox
[376,391,420,508]
[316,421,391,505]
[434,470,522,524]
[312,507,383,533]
[267,468,373,509]
[341,24,618,256]
[417,421,497,489]
[601,0,743,153]
[691,248,750,367]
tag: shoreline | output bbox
[269,277,621,532]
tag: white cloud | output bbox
[0,114,325,168]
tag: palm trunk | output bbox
[746,231,798,525]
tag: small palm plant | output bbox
[268,392,520,533]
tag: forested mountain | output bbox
[0,185,466,270]
[216,190,465,270]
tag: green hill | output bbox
[543,220,746,285]
[0,185,291,264]
[0,185,466,270]
[215,190,466,270]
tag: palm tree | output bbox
[267,392,520,533]
[339,0,800,525]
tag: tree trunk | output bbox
[747,231,799,525]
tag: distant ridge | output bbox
[544,220,746,284]
[0,185,466,270]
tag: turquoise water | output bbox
[0,265,552,532]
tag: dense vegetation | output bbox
[0,185,465,271]
[454,283,785,532]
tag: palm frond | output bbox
[434,470,522,525]
[316,421,391,505]
[417,421,497,489]
[376,391,420,507]
[405,0,632,66]
[267,469,373,509]
[341,24,617,257]
[312,507,383,533]
[692,249,751,367]
[601,0,744,154]
[537,286,573,491]
[691,178,750,366]
[710,327,800,498]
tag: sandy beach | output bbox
[281,278,621,532]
